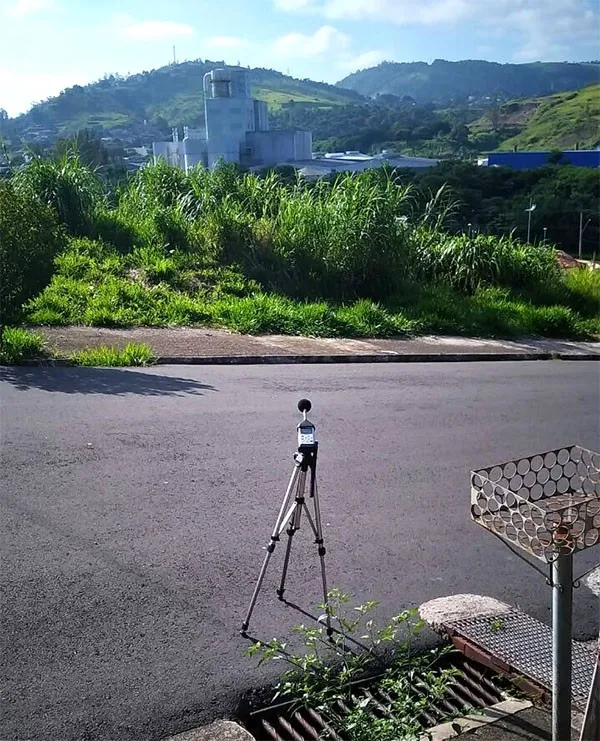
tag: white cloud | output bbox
[115,14,196,41]
[0,66,88,116]
[340,49,388,72]
[274,25,350,58]
[3,0,54,17]
[275,0,600,61]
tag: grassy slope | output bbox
[500,85,600,151]
[470,84,600,151]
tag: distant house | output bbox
[484,150,600,170]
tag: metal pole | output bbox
[527,206,532,244]
[552,553,573,741]
[578,212,583,259]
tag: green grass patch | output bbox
[0,328,46,364]
[71,342,154,367]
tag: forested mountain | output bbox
[2,58,598,159]
[337,60,600,103]
[6,60,361,140]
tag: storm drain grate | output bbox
[244,653,507,741]
[448,608,595,707]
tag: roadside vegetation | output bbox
[1,154,598,347]
[71,343,154,367]
[247,590,462,741]
[0,328,46,364]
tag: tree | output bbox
[547,150,564,165]
[0,181,63,341]
[488,102,500,132]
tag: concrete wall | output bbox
[253,100,269,132]
[152,141,182,168]
[182,138,208,172]
[205,98,256,140]
[207,135,241,168]
[246,129,312,166]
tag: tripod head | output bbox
[297,398,317,451]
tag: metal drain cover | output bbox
[446,608,595,707]
[244,654,507,741]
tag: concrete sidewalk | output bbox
[35,326,600,364]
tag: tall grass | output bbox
[13,149,102,236]
[0,328,46,364]
[6,158,597,340]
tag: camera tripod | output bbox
[241,399,332,637]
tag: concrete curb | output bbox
[2,351,599,368]
[419,699,533,741]
[153,351,600,364]
[161,720,255,741]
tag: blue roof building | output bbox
[485,150,600,170]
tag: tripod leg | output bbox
[277,468,306,600]
[309,459,332,637]
[241,464,301,635]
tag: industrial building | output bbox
[152,68,312,172]
[482,150,600,170]
[280,150,439,179]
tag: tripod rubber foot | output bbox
[276,589,285,600]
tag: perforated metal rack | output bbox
[470,445,600,741]
[471,445,600,562]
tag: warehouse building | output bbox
[152,68,312,172]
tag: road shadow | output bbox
[0,366,216,397]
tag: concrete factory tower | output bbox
[152,67,312,172]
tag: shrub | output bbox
[0,181,64,331]
[0,328,46,364]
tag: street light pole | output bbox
[525,198,536,244]
[578,212,591,259]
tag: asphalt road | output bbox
[1,361,599,741]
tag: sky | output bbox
[1,0,599,116]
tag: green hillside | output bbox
[337,60,600,104]
[470,84,600,151]
[11,60,362,139]
[499,85,600,151]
